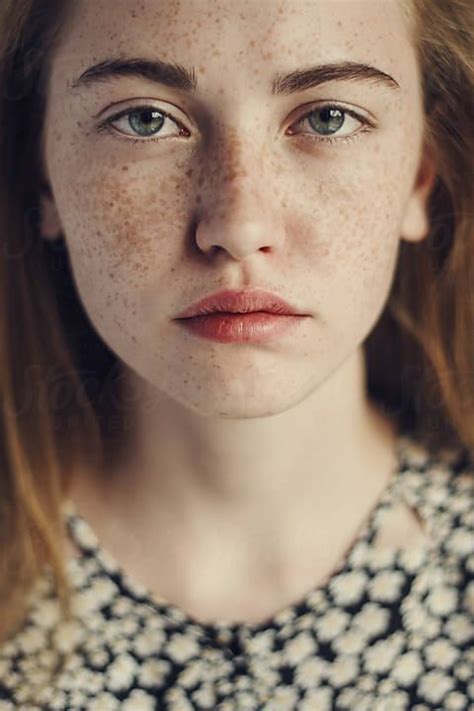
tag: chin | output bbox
[171,383,311,420]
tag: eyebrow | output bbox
[70,57,401,95]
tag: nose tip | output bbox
[195,216,277,260]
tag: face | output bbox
[40,0,435,419]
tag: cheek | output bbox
[292,132,412,243]
[63,151,228,363]
[55,159,194,280]
[291,165,406,320]
[51,162,194,344]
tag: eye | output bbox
[97,105,189,142]
[97,102,373,147]
[288,103,372,145]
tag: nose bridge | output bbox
[194,122,285,258]
[198,121,273,215]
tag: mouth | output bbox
[175,288,307,320]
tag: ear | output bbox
[400,141,438,243]
[38,183,64,241]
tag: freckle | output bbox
[121,165,129,172]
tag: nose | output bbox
[194,131,285,261]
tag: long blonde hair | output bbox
[0,0,473,663]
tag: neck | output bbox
[70,346,399,567]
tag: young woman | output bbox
[0,0,472,709]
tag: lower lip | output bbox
[175,312,307,344]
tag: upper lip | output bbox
[175,289,308,318]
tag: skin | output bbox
[40,0,436,622]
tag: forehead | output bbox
[55,0,416,94]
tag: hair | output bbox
[0,0,473,694]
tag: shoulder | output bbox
[399,435,473,563]
[401,434,474,504]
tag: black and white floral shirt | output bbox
[0,435,473,710]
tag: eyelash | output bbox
[96,102,373,147]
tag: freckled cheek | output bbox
[294,176,404,311]
[298,174,404,253]
[60,167,195,274]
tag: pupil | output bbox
[309,108,344,135]
[142,110,156,124]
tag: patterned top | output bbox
[0,434,473,711]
